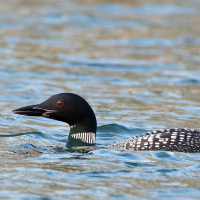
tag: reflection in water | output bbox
[0,0,200,199]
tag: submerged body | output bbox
[13,93,200,152]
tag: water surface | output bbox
[0,0,200,199]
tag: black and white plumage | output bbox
[108,128,200,152]
[12,93,200,152]
[71,132,96,144]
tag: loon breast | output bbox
[109,128,200,152]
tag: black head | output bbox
[13,93,97,148]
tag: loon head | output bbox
[13,93,97,148]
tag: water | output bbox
[0,0,200,199]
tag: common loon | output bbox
[13,93,200,152]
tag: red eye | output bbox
[57,101,64,107]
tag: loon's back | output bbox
[109,128,200,152]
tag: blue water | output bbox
[0,0,200,199]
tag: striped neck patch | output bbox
[71,132,96,144]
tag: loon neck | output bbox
[66,119,97,148]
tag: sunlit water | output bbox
[0,0,200,199]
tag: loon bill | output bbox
[13,93,200,152]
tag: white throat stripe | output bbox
[71,132,96,144]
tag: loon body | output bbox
[109,128,200,152]
[13,93,200,152]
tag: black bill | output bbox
[13,104,49,116]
